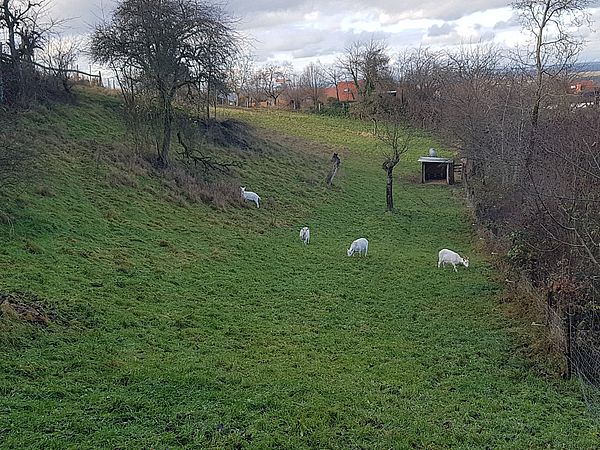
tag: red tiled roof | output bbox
[571,80,597,93]
[323,81,358,102]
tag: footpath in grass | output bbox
[0,94,598,448]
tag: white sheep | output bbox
[347,238,368,257]
[240,186,261,208]
[299,227,310,245]
[438,248,469,272]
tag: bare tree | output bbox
[188,8,239,120]
[228,49,254,107]
[91,0,238,167]
[301,61,326,109]
[512,0,592,164]
[442,43,514,185]
[256,62,289,106]
[394,46,445,128]
[110,64,160,152]
[338,39,390,103]
[176,130,241,174]
[39,35,81,92]
[248,67,266,105]
[323,63,343,101]
[533,119,600,271]
[284,70,304,110]
[373,94,412,211]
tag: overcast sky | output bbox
[54,0,600,70]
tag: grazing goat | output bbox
[438,249,469,272]
[300,227,310,245]
[240,186,261,208]
[347,238,368,257]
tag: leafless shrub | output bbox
[38,36,82,94]
[161,163,241,209]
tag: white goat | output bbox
[299,227,310,245]
[428,148,438,157]
[438,248,469,272]
[240,186,261,208]
[347,238,368,257]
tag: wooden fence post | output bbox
[326,153,341,187]
[0,43,4,104]
[565,304,573,379]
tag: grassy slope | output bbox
[0,89,598,449]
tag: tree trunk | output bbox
[159,92,172,167]
[525,9,549,169]
[386,168,394,211]
[0,52,4,103]
[213,88,217,118]
[206,78,211,120]
[3,0,22,101]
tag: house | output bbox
[570,80,596,93]
[570,79,600,106]
[323,81,360,102]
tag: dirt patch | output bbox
[0,292,60,327]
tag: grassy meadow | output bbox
[0,89,598,448]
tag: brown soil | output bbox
[0,292,58,327]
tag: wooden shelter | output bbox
[418,156,455,185]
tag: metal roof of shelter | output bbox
[418,157,454,164]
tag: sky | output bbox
[53,0,600,71]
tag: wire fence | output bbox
[534,287,600,416]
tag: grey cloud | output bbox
[51,0,116,33]
[414,0,508,20]
[256,28,329,53]
[49,0,516,36]
[479,30,496,43]
[493,13,521,30]
[226,0,509,21]
[226,0,510,63]
[292,46,330,59]
[427,23,455,37]
[424,28,495,47]
[237,9,307,31]
[46,0,600,67]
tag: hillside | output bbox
[0,88,598,448]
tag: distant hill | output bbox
[573,61,600,73]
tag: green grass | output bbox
[0,90,598,448]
